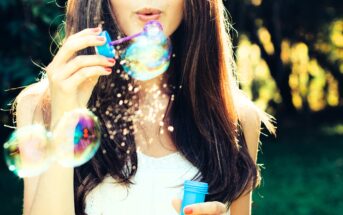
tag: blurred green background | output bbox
[0,0,342,214]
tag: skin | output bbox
[109,0,184,37]
[18,0,261,214]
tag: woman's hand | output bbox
[45,26,116,127]
[172,198,228,215]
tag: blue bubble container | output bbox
[95,31,115,58]
[180,180,208,215]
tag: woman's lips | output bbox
[136,8,162,22]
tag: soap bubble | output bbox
[3,125,52,178]
[54,109,101,167]
[121,21,172,81]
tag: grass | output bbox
[0,123,342,215]
[252,123,343,215]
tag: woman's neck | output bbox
[133,75,176,156]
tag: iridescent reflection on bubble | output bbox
[120,21,172,81]
[3,125,52,178]
[55,109,101,167]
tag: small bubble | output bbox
[116,69,121,74]
[167,126,174,132]
[121,142,126,147]
[119,100,123,105]
[132,165,136,170]
[110,83,115,88]
[128,84,133,91]
[102,149,107,154]
[117,93,122,98]
[126,150,130,154]
[106,122,112,128]
[123,128,129,135]
[159,121,164,126]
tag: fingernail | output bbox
[184,207,193,214]
[97,36,105,41]
[104,67,112,72]
[107,58,115,64]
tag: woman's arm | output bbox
[16,89,75,215]
[230,100,262,215]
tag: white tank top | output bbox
[85,150,200,215]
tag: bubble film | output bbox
[121,21,172,81]
[55,109,101,167]
[3,125,52,178]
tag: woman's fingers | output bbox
[69,27,102,39]
[57,55,115,80]
[52,33,106,67]
[64,66,112,91]
[183,201,227,215]
[172,198,227,215]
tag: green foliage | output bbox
[0,0,66,168]
[0,0,15,10]
[226,0,343,114]
[0,0,66,109]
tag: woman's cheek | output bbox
[164,5,183,36]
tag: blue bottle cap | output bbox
[95,31,115,58]
[184,180,209,194]
[180,180,209,215]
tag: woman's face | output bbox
[110,0,184,37]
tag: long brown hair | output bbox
[15,0,276,214]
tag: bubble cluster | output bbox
[3,125,52,178]
[54,109,101,167]
[120,21,172,81]
[3,109,101,178]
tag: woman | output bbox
[15,0,276,214]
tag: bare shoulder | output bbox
[235,90,262,162]
[15,79,49,128]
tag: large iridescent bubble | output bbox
[121,21,172,81]
[54,109,101,167]
[3,125,52,178]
